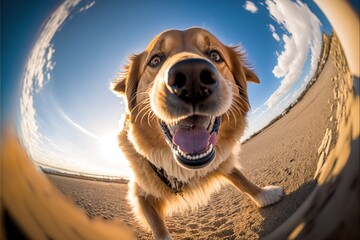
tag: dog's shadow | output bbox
[257,180,317,238]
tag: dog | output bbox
[112,27,283,240]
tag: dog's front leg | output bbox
[138,195,172,240]
[223,168,283,207]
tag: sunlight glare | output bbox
[99,133,121,160]
[98,131,130,176]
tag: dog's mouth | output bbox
[160,115,220,169]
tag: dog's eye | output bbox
[149,55,163,67]
[208,50,222,62]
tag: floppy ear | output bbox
[225,46,261,111]
[243,66,260,84]
[111,53,144,111]
[111,76,126,94]
[225,46,260,84]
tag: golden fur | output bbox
[112,28,283,240]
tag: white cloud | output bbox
[269,24,281,41]
[272,93,292,112]
[272,33,281,41]
[59,109,99,139]
[20,0,81,161]
[18,0,128,177]
[269,24,275,32]
[79,1,96,12]
[250,105,262,114]
[244,1,258,14]
[18,0,131,177]
[264,0,322,108]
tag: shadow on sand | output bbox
[258,180,317,238]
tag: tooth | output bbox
[207,117,215,131]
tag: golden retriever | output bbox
[112,27,283,240]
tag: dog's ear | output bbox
[111,76,126,94]
[225,46,260,111]
[226,46,260,84]
[243,66,260,84]
[111,53,144,111]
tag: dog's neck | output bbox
[147,160,185,196]
[124,116,186,195]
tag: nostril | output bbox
[200,69,217,85]
[167,58,220,103]
[172,72,186,88]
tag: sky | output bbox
[1,0,336,177]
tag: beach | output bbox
[47,36,341,240]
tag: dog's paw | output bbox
[252,185,284,208]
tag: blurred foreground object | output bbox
[265,1,359,239]
[1,128,134,240]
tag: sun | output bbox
[98,132,127,169]
[94,116,131,177]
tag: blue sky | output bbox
[2,0,335,177]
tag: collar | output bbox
[124,117,185,196]
[148,160,185,196]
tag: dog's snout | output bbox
[166,58,219,103]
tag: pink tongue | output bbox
[173,126,217,155]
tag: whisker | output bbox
[228,107,238,126]
[134,100,151,124]
[146,110,152,128]
[235,86,250,108]
[233,93,247,107]
[140,104,153,127]
[224,111,230,123]
[145,107,156,128]
[232,103,246,116]
[133,97,158,129]
[231,95,248,114]
[130,99,146,115]
[128,91,148,105]
[129,92,151,115]
[148,107,158,126]
[149,111,158,127]
[140,109,149,127]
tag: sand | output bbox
[47,45,340,240]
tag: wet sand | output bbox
[47,43,340,239]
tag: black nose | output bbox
[166,58,220,103]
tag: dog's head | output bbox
[112,28,259,170]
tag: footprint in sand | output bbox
[169,227,187,234]
[208,228,235,239]
[187,223,198,229]
[201,226,212,231]
[215,212,225,218]
[213,218,227,228]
